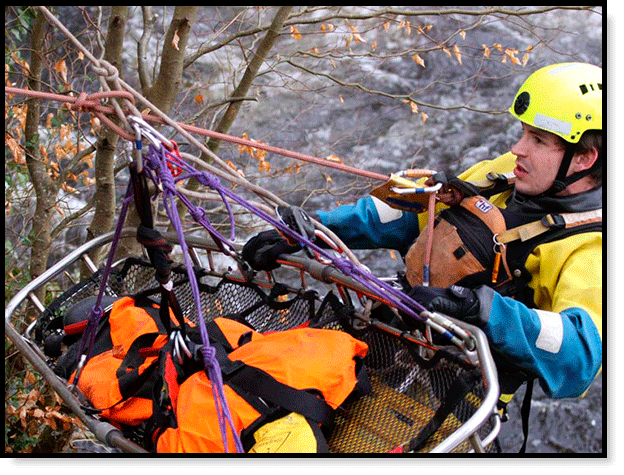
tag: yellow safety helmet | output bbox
[509,62,602,144]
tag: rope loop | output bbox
[189,206,206,223]
[201,345,217,366]
[71,92,95,112]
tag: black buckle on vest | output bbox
[191,341,244,377]
[541,214,566,229]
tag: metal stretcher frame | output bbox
[5,228,501,454]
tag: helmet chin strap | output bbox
[543,144,576,196]
[543,142,600,196]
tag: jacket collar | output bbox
[507,185,602,214]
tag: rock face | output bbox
[497,374,603,453]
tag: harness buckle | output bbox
[541,214,566,229]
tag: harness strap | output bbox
[227,365,336,428]
[188,322,336,428]
[468,172,516,198]
[498,208,602,244]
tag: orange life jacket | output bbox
[156,318,368,452]
[59,294,369,452]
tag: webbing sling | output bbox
[497,209,602,245]
[519,379,534,454]
[398,369,481,452]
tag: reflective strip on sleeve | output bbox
[371,196,403,224]
[535,309,564,354]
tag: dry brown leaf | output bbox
[412,53,426,68]
[290,25,302,40]
[453,44,462,65]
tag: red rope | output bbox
[5,86,136,141]
[6,85,389,181]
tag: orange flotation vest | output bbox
[57,294,369,452]
[156,318,368,452]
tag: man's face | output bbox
[511,123,566,195]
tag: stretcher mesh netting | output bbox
[36,258,496,453]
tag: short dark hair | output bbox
[576,130,602,187]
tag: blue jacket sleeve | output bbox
[316,196,420,255]
[475,286,602,398]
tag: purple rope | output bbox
[140,141,439,451]
[144,144,244,453]
[151,143,430,322]
[73,180,135,385]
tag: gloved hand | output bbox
[276,205,316,245]
[242,230,301,271]
[406,285,482,325]
[425,171,480,207]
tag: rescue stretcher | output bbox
[6,227,501,454]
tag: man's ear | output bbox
[570,147,599,173]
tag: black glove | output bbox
[406,285,481,324]
[276,206,316,244]
[242,230,301,271]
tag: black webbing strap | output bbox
[227,364,335,428]
[184,323,336,428]
[82,332,163,415]
[404,369,481,452]
[519,378,534,453]
[129,162,188,337]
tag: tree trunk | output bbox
[116,6,200,259]
[85,6,129,268]
[146,6,200,111]
[25,9,53,310]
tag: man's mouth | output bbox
[514,162,529,177]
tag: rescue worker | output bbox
[244,63,602,415]
[317,62,603,408]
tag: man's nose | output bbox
[511,133,528,157]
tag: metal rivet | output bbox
[513,269,523,277]
[586,114,592,121]
[575,112,582,120]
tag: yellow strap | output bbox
[497,209,602,244]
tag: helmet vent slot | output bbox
[579,83,602,95]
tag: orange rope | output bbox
[6,84,390,181]
[5,86,137,141]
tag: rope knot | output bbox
[158,167,177,190]
[196,172,221,190]
[71,92,94,112]
[201,345,217,366]
[334,257,356,276]
[91,60,119,81]
[189,206,206,223]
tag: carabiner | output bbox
[491,234,505,284]
[131,122,143,172]
[128,116,173,148]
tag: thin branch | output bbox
[284,59,506,114]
